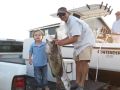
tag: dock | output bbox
[84,80,106,90]
[49,80,106,90]
[26,76,107,90]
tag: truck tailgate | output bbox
[0,62,26,90]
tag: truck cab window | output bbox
[0,40,24,64]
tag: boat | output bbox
[29,2,120,86]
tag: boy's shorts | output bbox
[73,46,92,61]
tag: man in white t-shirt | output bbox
[55,7,95,90]
[112,11,120,34]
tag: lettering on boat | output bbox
[97,50,120,55]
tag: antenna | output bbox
[104,3,108,10]
[86,4,90,10]
[110,9,113,15]
[100,2,103,9]
[107,6,111,12]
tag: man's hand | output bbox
[54,36,79,46]
[55,39,64,46]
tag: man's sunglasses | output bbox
[57,13,66,17]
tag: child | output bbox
[29,30,49,90]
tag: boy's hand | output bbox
[29,59,32,65]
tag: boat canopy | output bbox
[51,2,113,20]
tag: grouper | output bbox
[46,34,71,90]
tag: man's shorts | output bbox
[73,46,92,61]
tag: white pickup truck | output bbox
[0,40,39,90]
[0,40,27,90]
[0,39,75,90]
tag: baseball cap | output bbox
[57,7,68,16]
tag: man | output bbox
[112,11,120,34]
[55,7,95,90]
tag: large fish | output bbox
[46,34,71,90]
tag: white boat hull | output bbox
[61,43,120,72]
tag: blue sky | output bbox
[0,0,119,41]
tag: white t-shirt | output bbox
[65,15,95,56]
[112,19,120,34]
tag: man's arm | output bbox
[55,35,80,46]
